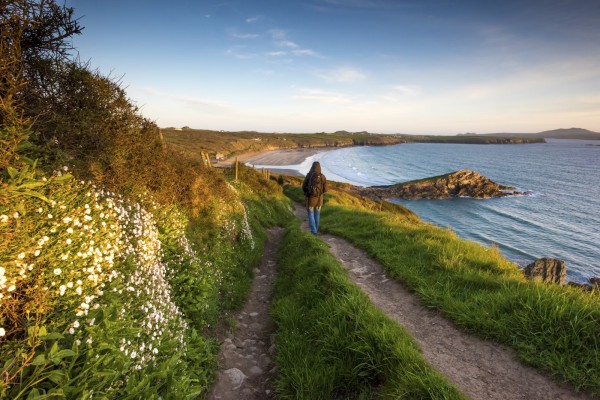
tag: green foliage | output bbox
[316,190,600,395]
[272,220,465,399]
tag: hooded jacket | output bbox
[302,161,327,208]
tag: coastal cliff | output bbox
[358,170,524,199]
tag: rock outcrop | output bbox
[358,170,524,200]
[523,258,567,285]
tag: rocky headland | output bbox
[358,170,526,200]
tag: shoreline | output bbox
[215,148,329,176]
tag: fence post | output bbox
[235,156,239,181]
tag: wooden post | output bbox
[235,156,239,181]
[158,129,166,149]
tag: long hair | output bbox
[309,161,321,174]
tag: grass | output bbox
[272,219,466,399]
[299,185,600,395]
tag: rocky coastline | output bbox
[358,169,527,200]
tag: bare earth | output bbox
[206,227,283,400]
[208,204,594,399]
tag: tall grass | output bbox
[272,219,465,399]
[307,186,600,395]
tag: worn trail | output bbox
[293,202,592,400]
[207,227,283,400]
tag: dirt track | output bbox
[207,205,593,399]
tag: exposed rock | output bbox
[590,277,600,288]
[358,170,525,200]
[223,368,246,390]
[523,258,567,285]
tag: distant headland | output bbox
[457,127,600,141]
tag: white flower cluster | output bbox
[239,207,255,250]
[110,200,188,370]
[1,181,188,374]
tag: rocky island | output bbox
[358,170,526,200]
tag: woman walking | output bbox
[302,161,327,235]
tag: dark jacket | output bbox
[302,163,327,208]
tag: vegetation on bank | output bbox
[1,2,292,397]
[284,185,600,395]
[272,219,465,399]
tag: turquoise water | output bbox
[311,139,600,283]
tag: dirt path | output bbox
[206,227,283,400]
[293,203,593,400]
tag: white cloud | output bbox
[316,67,366,83]
[246,16,262,24]
[266,51,287,57]
[292,88,353,103]
[269,29,287,40]
[232,32,260,39]
[293,48,318,57]
[276,40,299,49]
[224,46,257,59]
[391,85,421,96]
[143,88,232,113]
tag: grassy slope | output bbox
[285,184,600,395]
[273,218,465,399]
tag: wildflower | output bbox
[69,328,75,334]
[66,239,72,245]
[48,214,53,219]
[61,254,68,260]
[13,212,19,219]
[63,166,69,171]
[73,321,80,328]
[53,268,62,275]
[18,252,25,259]
[8,285,15,292]
[0,215,8,223]
[38,208,43,213]
[0,328,5,337]
[34,250,40,257]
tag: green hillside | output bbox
[2,2,598,398]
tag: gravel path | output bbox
[292,202,593,400]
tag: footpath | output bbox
[207,204,592,399]
[206,227,283,400]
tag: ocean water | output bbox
[304,139,600,283]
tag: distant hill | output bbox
[474,128,600,140]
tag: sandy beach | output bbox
[215,148,327,176]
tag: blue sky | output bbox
[68,0,600,134]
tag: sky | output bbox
[67,0,600,134]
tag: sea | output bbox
[263,139,600,283]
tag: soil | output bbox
[207,204,594,400]
[206,227,283,400]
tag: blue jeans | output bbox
[307,207,321,234]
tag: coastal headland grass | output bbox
[284,185,600,395]
[273,218,465,399]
